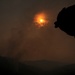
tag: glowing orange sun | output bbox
[34,12,48,28]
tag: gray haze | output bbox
[0,0,75,63]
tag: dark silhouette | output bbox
[0,56,75,75]
[0,56,44,75]
[50,64,75,75]
[54,5,75,36]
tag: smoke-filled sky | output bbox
[0,0,75,63]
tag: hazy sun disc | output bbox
[34,12,48,28]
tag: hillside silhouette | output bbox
[0,56,75,75]
[0,56,41,75]
[55,5,75,36]
[48,64,75,75]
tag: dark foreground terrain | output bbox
[0,56,75,75]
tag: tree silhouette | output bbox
[55,5,75,37]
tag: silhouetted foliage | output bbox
[55,5,75,36]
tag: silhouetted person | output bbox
[54,5,75,37]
